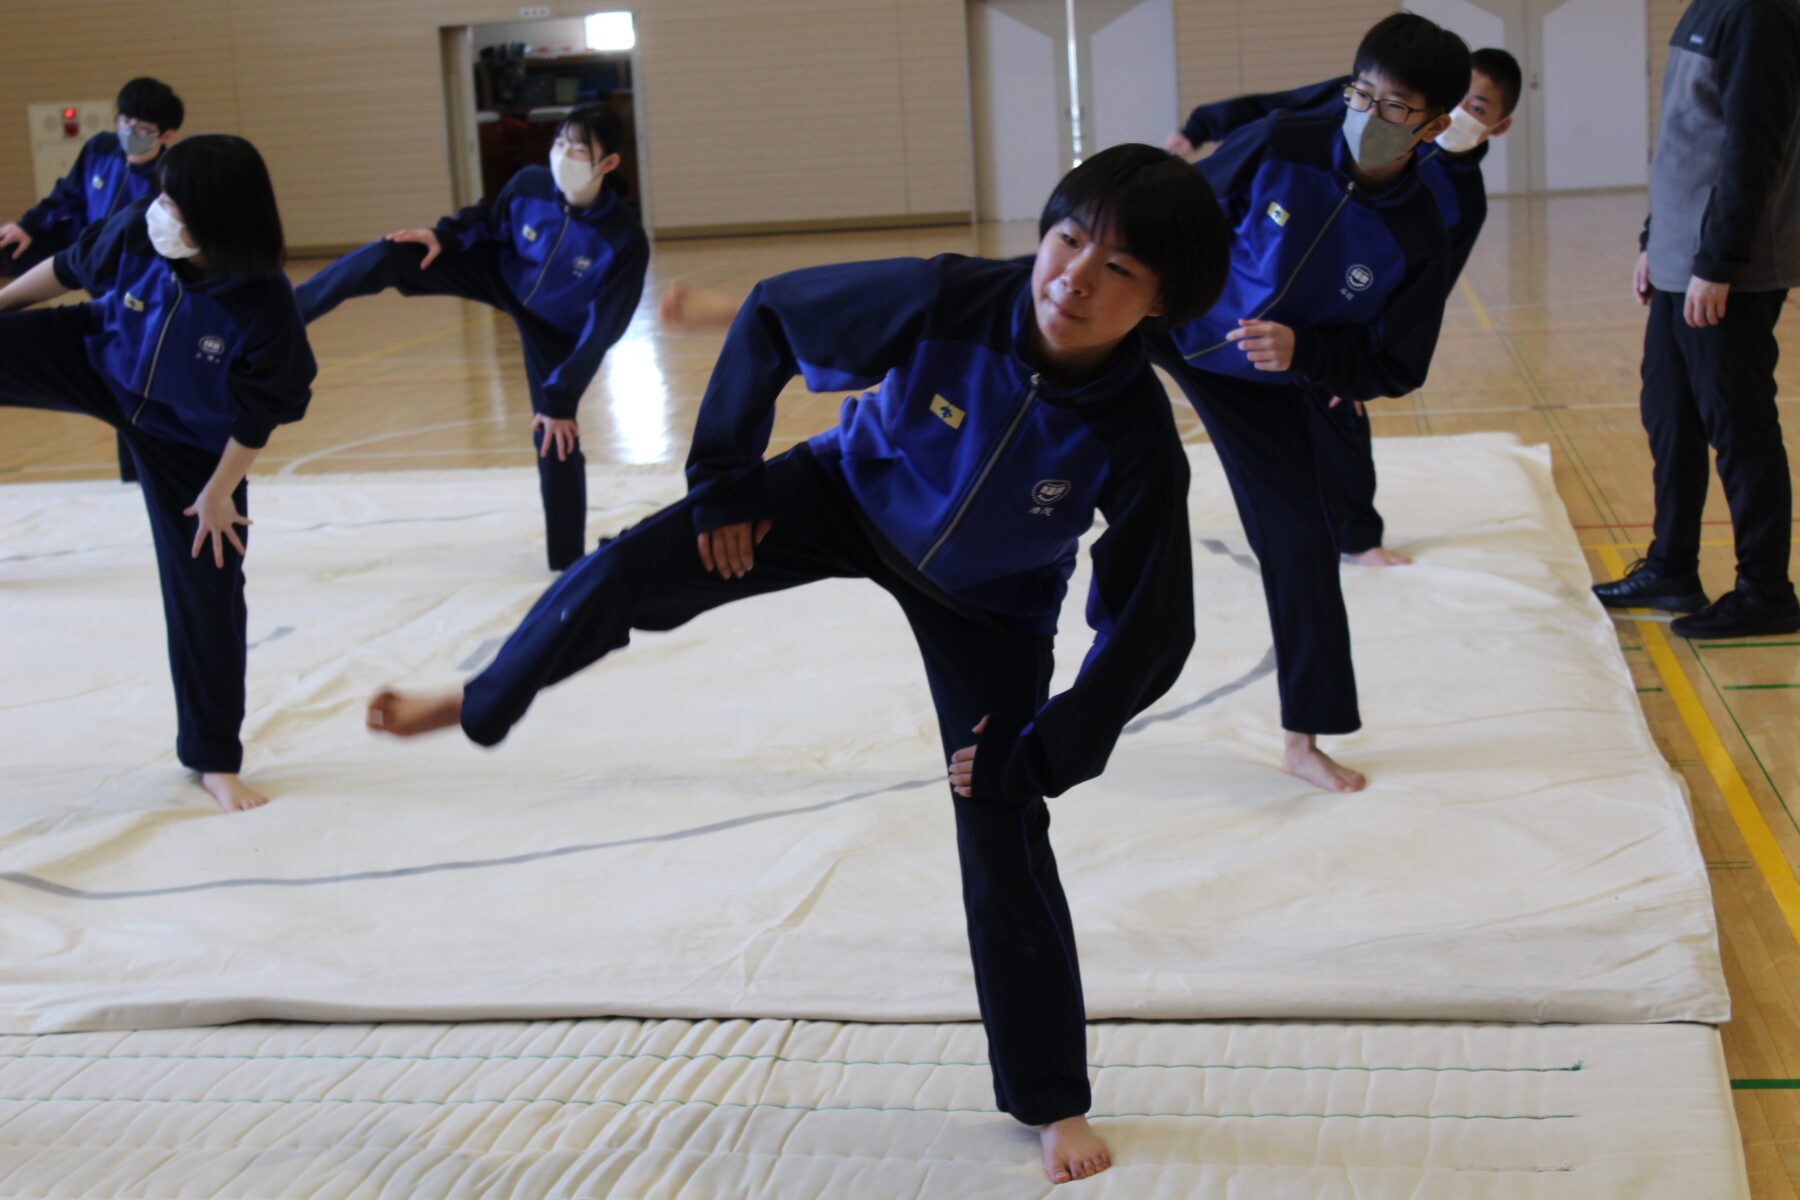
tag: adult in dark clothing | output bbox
[1593,0,1800,637]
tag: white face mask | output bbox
[549,148,598,201]
[1435,106,1490,155]
[145,199,199,260]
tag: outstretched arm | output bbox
[0,258,72,312]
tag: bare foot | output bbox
[1039,1115,1111,1184]
[200,772,270,813]
[1283,732,1367,793]
[1345,545,1413,567]
[366,688,462,738]
[657,281,742,331]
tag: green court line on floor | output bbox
[1596,545,1800,950]
[1721,684,1800,691]
[1695,642,1800,651]
[1731,1079,1800,1090]
[1637,686,1665,693]
[1687,644,1800,842]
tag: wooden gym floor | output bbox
[2,189,1798,1196]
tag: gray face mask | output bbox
[117,120,158,158]
[1341,107,1422,170]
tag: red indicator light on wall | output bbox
[64,121,81,138]
[63,107,76,119]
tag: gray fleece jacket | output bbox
[1645,0,1800,292]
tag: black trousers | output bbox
[462,447,1092,1125]
[4,240,139,485]
[1163,365,1362,735]
[1640,287,1793,594]
[1306,390,1383,555]
[0,304,249,773]
[296,238,589,570]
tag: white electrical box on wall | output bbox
[27,100,115,198]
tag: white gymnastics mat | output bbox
[0,1017,1748,1198]
[0,435,1725,1033]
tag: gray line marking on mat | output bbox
[0,778,941,900]
[2,525,1277,900]
[247,626,295,652]
[1199,537,1261,574]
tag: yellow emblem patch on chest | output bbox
[1267,201,1290,227]
[522,225,538,242]
[931,396,965,430]
[123,293,144,312]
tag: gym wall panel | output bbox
[1172,0,1396,143]
[0,0,973,246]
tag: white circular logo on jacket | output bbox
[1346,264,1374,292]
[1032,479,1071,505]
[572,255,593,275]
[199,335,225,355]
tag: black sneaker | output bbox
[1670,588,1800,639]
[1592,558,1709,613]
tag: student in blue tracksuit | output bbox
[0,78,183,276]
[363,145,1231,1186]
[297,103,648,571]
[0,135,315,813]
[1152,13,1466,793]
[1166,46,1523,303]
[3,77,186,484]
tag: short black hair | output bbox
[1037,143,1231,328]
[116,77,184,133]
[1352,13,1471,118]
[1471,47,1524,117]
[559,103,625,160]
[157,135,285,280]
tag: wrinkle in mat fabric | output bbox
[0,435,1724,1033]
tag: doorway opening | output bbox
[440,12,646,224]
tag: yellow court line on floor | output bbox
[313,315,491,378]
[1597,544,1800,950]
[1458,276,1495,333]
[1583,539,1800,551]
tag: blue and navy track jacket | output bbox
[686,253,1197,803]
[17,133,159,252]
[435,166,648,418]
[52,200,316,452]
[1167,111,1452,403]
[1182,78,1489,294]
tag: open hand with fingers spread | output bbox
[184,486,251,568]
[532,413,580,461]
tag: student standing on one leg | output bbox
[366,144,1231,1185]
[1166,46,1524,569]
[297,104,648,571]
[1152,13,1466,792]
[2,76,185,485]
[1592,0,1800,638]
[0,135,315,812]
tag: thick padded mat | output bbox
[0,1017,1748,1198]
[0,436,1725,1031]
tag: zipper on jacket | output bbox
[1185,182,1357,361]
[917,373,1041,571]
[521,209,572,307]
[132,278,184,424]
